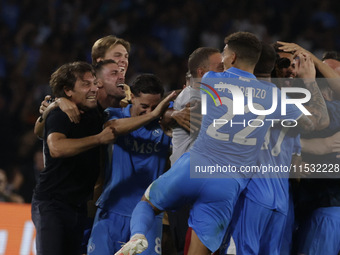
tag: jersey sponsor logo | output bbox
[128,139,161,154]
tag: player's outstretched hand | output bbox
[115,234,148,255]
[277,41,307,56]
[151,91,177,119]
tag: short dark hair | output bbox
[91,35,131,64]
[224,32,261,66]
[322,51,340,61]
[131,74,164,97]
[188,47,220,78]
[93,59,118,74]
[254,41,277,75]
[50,62,95,98]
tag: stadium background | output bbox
[0,0,339,253]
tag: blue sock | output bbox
[130,201,156,236]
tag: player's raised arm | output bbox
[105,91,176,137]
[294,52,329,133]
[278,41,340,98]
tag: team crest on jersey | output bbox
[152,128,162,137]
[88,243,95,253]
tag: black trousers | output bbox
[31,196,87,255]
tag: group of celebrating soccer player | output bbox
[32,31,340,255]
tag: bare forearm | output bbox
[48,135,103,158]
[34,117,45,138]
[106,91,177,136]
[106,112,157,136]
[303,80,329,131]
[313,57,340,97]
[34,101,60,138]
[313,57,338,78]
[47,135,100,158]
[301,137,332,155]
[48,126,115,158]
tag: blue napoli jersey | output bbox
[244,125,301,215]
[190,67,302,181]
[97,105,171,216]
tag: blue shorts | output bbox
[297,207,340,255]
[226,194,286,255]
[87,208,163,255]
[147,152,243,252]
